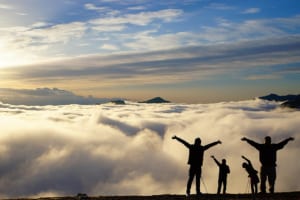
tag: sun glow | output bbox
[0,50,34,68]
[0,39,40,68]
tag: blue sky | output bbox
[0,0,300,103]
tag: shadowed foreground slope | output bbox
[4,192,300,200]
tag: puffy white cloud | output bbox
[0,99,298,197]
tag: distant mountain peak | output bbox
[259,93,300,109]
[140,97,170,103]
[259,93,299,102]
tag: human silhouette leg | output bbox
[186,176,194,195]
[251,183,255,195]
[195,167,202,195]
[217,179,221,194]
[268,167,276,193]
[254,183,258,194]
[260,166,267,193]
[186,166,196,196]
[223,179,227,194]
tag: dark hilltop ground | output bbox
[4,192,300,200]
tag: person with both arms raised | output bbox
[241,136,294,194]
[172,135,221,196]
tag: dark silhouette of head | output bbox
[242,162,247,168]
[265,136,271,144]
[222,159,226,164]
[194,137,201,146]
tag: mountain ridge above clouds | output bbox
[0,88,171,106]
[0,87,113,105]
[1,87,299,107]
[259,93,300,109]
[139,97,170,104]
[259,93,300,102]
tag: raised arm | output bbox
[211,155,221,166]
[275,137,294,150]
[242,155,251,165]
[204,140,221,150]
[172,135,191,148]
[241,137,260,150]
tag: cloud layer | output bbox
[0,99,299,197]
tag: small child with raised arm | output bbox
[242,155,259,195]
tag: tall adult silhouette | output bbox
[211,155,230,194]
[242,155,259,195]
[241,136,294,193]
[172,135,221,196]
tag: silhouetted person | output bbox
[241,136,294,193]
[172,135,221,196]
[242,155,259,195]
[211,155,230,194]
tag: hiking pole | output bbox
[200,177,209,194]
[244,178,250,193]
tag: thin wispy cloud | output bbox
[2,36,299,88]
[84,3,108,11]
[207,3,236,10]
[101,44,120,51]
[0,3,13,10]
[242,8,261,14]
[245,74,282,80]
[1,14,299,60]
[89,9,183,26]
[127,6,147,11]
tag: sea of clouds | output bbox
[0,99,299,197]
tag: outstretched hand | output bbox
[241,137,247,141]
[218,140,222,144]
[211,155,215,158]
[172,135,177,140]
[289,137,295,141]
